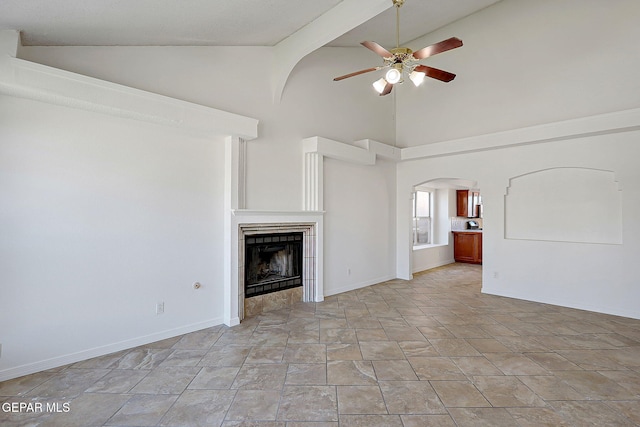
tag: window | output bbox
[412,190,431,245]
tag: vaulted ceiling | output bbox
[0,0,500,47]
[0,0,501,102]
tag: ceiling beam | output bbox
[271,0,391,103]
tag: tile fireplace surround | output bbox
[229,210,324,325]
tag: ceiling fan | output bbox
[333,0,463,96]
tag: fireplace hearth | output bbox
[244,232,303,298]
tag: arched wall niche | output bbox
[505,167,623,244]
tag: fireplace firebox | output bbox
[244,232,303,298]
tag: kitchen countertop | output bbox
[452,230,483,233]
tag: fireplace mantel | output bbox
[232,209,325,217]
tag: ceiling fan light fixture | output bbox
[373,77,388,94]
[332,0,462,97]
[385,67,402,84]
[409,70,426,87]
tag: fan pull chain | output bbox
[396,3,400,48]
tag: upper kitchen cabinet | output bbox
[457,190,482,218]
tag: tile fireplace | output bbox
[227,210,324,324]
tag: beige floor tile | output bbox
[339,414,402,426]
[495,336,550,352]
[429,339,482,357]
[231,364,288,390]
[372,360,418,381]
[319,328,358,344]
[523,352,581,371]
[355,328,388,341]
[225,389,280,421]
[381,326,427,342]
[471,376,546,407]
[448,407,518,427]
[159,389,235,426]
[319,318,348,329]
[327,360,377,385]
[416,325,456,339]
[507,407,571,427]
[430,380,491,408]
[106,394,178,426]
[556,349,627,370]
[198,345,252,367]
[400,414,456,427]
[326,343,362,361]
[478,323,520,337]
[286,363,327,385]
[516,375,584,400]
[245,346,286,364]
[484,353,549,375]
[397,340,439,357]
[26,368,111,398]
[188,366,240,389]
[450,356,503,376]
[444,325,493,339]
[277,386,337,422]
[379,381,447,415]
[465,338,512,353]
[550,400,636,426]
[283,344,326,364]
[337,385,387,414]
[359,341,405,360]
[172,328,222,350]
[129,366,200,394]
[554,370,637,400]
[407,357,466,380]
[5,263,640,427]
[346,316,382,329]
[597,369,640,395]
[42,393,130,427]
[70,350,131,370]
[84,369,149,393]
[158,349,208,367]
[605,401,640,425]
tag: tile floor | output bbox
[2,263,640,426]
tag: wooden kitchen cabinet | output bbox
[456,190,481,218]
[453,231,482,264]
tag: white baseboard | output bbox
[324,275,396,297]
[0,318,224,382]
[412,258,455,274]
[481,287,640,321]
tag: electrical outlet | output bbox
[493,271,499,279]
[156,302,164,315]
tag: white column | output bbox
[303,152,323,211]
[223,136,246,326]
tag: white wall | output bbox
[398,131,640,319]
[395,0,640,147]
[1,44,397,379]
[396,0,640,319]
[0,96,227,379]
[323,158,396,295]
[19,46,396,211]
